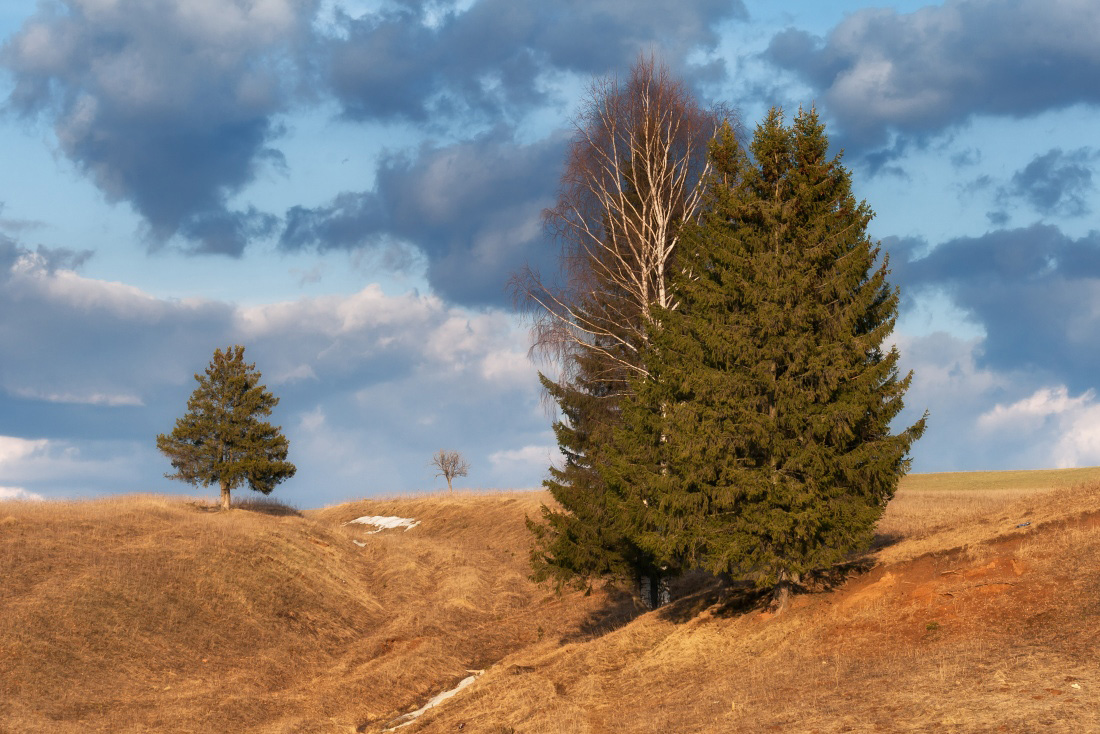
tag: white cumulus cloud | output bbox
[978,386,1094,430]
[489,444,562,473]
[977,385,1100,469]
[0,486,46,501]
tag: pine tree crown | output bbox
[156,345,296,497]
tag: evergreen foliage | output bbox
[528,286,653,588]
[602,108,926,599]
[157,345,296,510]
[528,370,643,589]
[522,58,723,596]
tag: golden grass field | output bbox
[2,469,1099,733]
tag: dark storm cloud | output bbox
[766,0,1100,153]
[1001,148,1099,218]
[176,206,281,256]
[281,128,567,306]
[323,0,744,123]
[890,224,1100,392]
[0,0,317,255]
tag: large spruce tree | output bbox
[522,58,724,597]
[602,108,925,606]
[157,345,296,510]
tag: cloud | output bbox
[280,128,565,305]
[766,0,1100,152]
[977,386,1100,469]
[0,202,45,236]
[0,434,141,498]
[0,487,45,501]
[890,331,1100,472]
[999,148,1099,217]
[321,0,744,124]
[0,436,50,464]
[978,386,1093,431]
[1,0,317,254]
[489,443,562,475]
[0,234,551,504]
[890,332,998,471]
[890,225,1100,393]
[3,0,745,291]
[11,389,144,407]
[0,239,234,442]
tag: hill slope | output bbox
[0,492,618,733]
[405,479,1100,733]
[3,473,1099,733]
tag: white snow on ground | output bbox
[343,515,420,533]
[382,670,484,731]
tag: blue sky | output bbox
[2,0,1100,507]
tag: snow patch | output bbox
[382,670,484,731]
[343,515,421,533]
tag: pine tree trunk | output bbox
[221,481,231,511]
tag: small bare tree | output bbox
[430,450,469,492]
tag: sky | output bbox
[2,0,1100,507]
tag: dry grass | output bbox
[390,474,1100,734]
[0,491,616,733]
[898,466,1100,493]
[4,470,1100,733]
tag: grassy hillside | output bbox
[406,476,1100,733]
[0,492,617,733]
[2,470,1099,733]
[899,466,1100,493]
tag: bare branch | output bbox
[513,54,733,397]
[429,450,469,492]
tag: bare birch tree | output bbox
[515,54,729,390]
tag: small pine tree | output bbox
[157,345,296,510]
[603,109,926,607]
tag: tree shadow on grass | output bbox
[658,557,880,624]
[186,497,303,517]
[235,497,303,517]
[560,584,644,643]
[800,556,877,593]
[869,530,905,553]
[658,573,767,623]
[554,553,884,639]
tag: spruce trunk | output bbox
[221,480,231,511]
[772,572,800,613]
